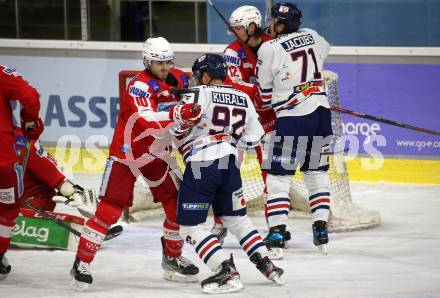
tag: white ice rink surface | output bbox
[1,173,440,298]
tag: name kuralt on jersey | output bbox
[280,34,315,52]
[212,91,248,107]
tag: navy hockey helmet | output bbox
[270,2,302,33]
[192,54,228,82]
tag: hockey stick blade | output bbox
[104,225,124,241]
[331,105,440,136]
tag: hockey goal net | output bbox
[119,69,381,232]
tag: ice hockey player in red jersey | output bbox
[69,37,202,291]
[13,127,98,217]
[0,65,44,279]
[212,5,277,244]
[223,5,275,134]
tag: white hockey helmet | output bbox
[229,5,262,30]
[142,37,174,67]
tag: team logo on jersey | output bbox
[212,92,248,107]
[15,135,26,150]
[182,203,210,210]
[237,49,247,60]
[147,80,161,93]
[179,74,189,88]
[281,34,315,52]
[2,66,20,77]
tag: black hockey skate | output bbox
[264,225,291,260]
[313,220,329,255]
[250,252,285,285]
[201,254,243,294]
[211,223,228,245]
[0,253,11,280]
[70,257,92,291]
[161,237,199,283]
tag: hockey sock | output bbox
[214,216,223,225]
[161,198,184,257]
[221,215,267,257]
[0,204,20,254]
[163,218,183,257]
[265,174,291,228]
[303,171,331,222]
[180,225,227,272]
[76,200,122,263]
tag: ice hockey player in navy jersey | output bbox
[256,2,332,257]
[172,54,284,294]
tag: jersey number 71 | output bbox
[290,48,321,83]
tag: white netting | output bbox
[123,70,381,231]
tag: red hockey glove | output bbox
[21,112,44,140]
[170,103,202,126]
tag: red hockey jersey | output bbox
[223,35,275,133]
[0,65,41,165]
[109,67,189,163]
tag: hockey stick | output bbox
[330,105,440,136]
[21,199,123,241]
[21,199,82,237]
[19,139,122,240]
[18,138,82,237]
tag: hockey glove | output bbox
[170,103,202,126]
[53,181,98,218]
[21,112,44,140]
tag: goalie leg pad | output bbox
[303,171,331,222]
[180,224,227,272]
[221,215,267,257]
[265,174,291,228]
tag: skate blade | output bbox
[70,278,89,292]
[318,244,328,255]
[163,270,198,283]
[267,247,284,260]
[272,275,286,286]
[202,277,244,294]
[0,273,9,280]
